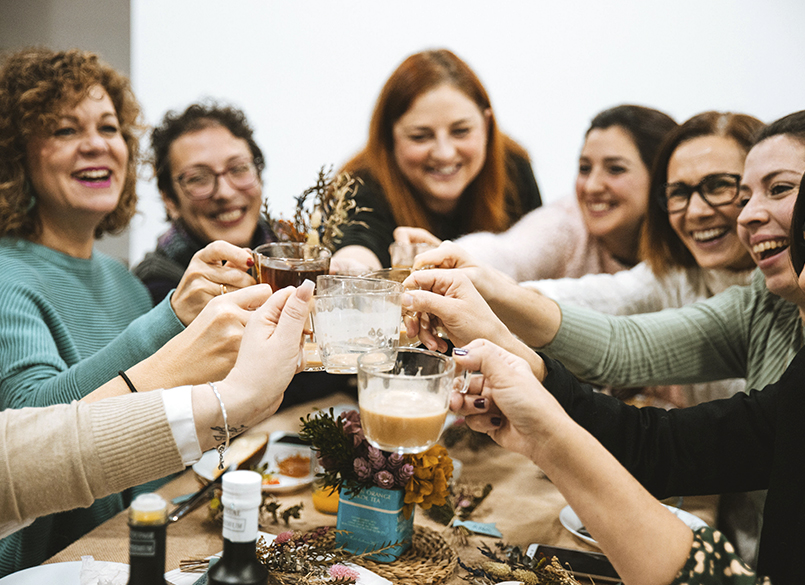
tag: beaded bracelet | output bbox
[208,382,230,470]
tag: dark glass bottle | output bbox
[207,470,268,585]
[126,493,168,585]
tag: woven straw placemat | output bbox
[319,525,458,584]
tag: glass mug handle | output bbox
[454,366,479,394]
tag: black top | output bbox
[132,219,275,305]
[540,348,805,584]
[336,152,541,267]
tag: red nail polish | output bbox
[246,258,255,267]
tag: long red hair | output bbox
[343,49,527,234]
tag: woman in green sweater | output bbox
[0,48,258,575]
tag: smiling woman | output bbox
[331,48,542,270]
[453,104,677,281]
[0,47,259,576]
[133,101,276,305]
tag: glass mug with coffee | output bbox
[357,347,468,454]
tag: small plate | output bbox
[0,561,129,584]
[559,504,708,548]
[193,432,314,494]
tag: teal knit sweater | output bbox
[0,238,184,576]
[545,269,804,393]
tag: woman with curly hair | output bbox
[331,48,542,270]
[133,101,276,304]
[0,47,256,575]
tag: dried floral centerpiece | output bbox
[299,408,453,561]
[262,166,367,251]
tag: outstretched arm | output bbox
[450,339,693,585]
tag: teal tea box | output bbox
[335,486,414,562]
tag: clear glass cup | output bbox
[311,276,404,374]
[362,268,419,347]
[252,242,331,290]
[357,347,455,454]
[388,242,436,268]
[253,243,332,371]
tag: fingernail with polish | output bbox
[453,347,468,356]
[474,398,486,409]
[246,257,255,267]
[490,416,502,427]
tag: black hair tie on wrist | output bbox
[118,370,138,393]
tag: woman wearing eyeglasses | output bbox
[133,101,276,304]
[516,112,761,407]
[404,110,805,568]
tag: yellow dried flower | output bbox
[403,445,453,515]
[512,568,540,584]
[481,561,511,578]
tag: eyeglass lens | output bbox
[663,174,740,213]
[178,161,257,199]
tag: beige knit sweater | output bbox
[0,390,184,539]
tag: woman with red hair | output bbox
[332,48,541,270]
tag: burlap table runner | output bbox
[45,392,718,583]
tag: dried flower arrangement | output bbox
[262,166,368,251]
[298,408,453,517]
[255,527,405,584]
[182,526,404,584]
[459,542,581,585]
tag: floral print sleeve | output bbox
[671,527,771,585]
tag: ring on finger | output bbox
[219,283,227,295]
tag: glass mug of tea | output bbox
[357,347,467,454]
[253,243,331,371]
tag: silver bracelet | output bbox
[208,382,230,470]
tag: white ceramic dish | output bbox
[560,504,707,548]
[0,561,129,584]
[193,431,314,494]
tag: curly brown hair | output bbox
[0,47,142,240]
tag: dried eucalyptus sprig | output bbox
[262,166,369,251]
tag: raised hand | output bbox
[171,240,257,326]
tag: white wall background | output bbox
[131,0,805,265]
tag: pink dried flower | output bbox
[328,563,360,581]
[394,463,414,488]
[374,470,395,489]
[386,452,404,470]
[275,531,293,544]
[367,446,386,471]
[353,457,372,481]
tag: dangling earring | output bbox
[23,179,36,212]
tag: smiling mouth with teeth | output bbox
[215,209,245,223]
[587,201,614,213]
[752,239,789,260]
[691,227,729,242]
[74,169,111,182]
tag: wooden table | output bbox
[45,391,718,583]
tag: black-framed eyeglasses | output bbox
[174,160,259,200]
[659,173,742,214]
